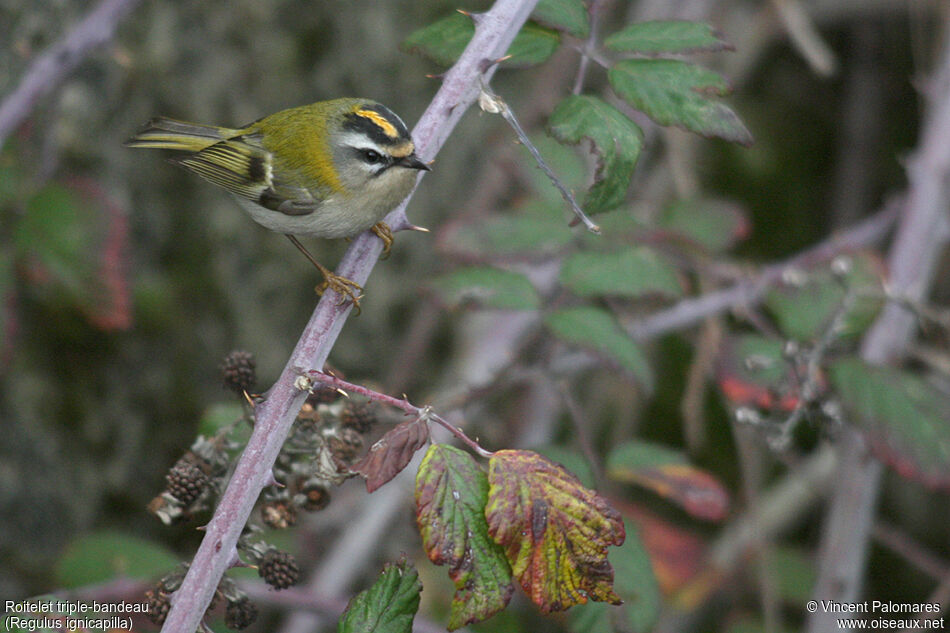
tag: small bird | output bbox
[126,98,430,306]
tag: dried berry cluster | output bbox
[145,353,380,630]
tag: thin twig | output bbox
[0,0,143,148]
[478,83,601,234]
[303,370,494,458]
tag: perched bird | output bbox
[126,98,429,306]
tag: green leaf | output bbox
[54,531,178,588]
[430,267,540,311]
[765,251,884,341]
[605,20,732,54]
[402,14,558,67]
[506,22,561,67]
[560,247,682,299]
[533,445,597,489]
[548,95,643,213]
[416,445,514,630]
[197,402,246,437]
[445,202,572,260]
[338,560,421,633]
[14,180,130,330]
[486,450,626,613]
[401,14,473,66]
[609,59,753,145]
[606,441,730,521]
[545,306,653,390]
[830,359,950,489]
[657,198,749,252]
[766,547,816,604]
[533,0,590,37]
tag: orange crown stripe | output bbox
[356,108,399,139]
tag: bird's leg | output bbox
[285,235,363,310]
[371,222,394,259]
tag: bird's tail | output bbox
[125,117,241,152]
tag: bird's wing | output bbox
[171,134,319,216]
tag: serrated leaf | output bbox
[54,531,178,588]
[533,0,590,37]
[485,450,626,613]
[765,251,884,341]
[830,359,950,489]
[609,59,753,145]
[415,445,514,630]
[569,519,661,633]
[548,95,643,213]
[605,20,732,54]
[402,14,558,67]
[441,202,572,261]
[657,198,750,252]
[717,335,800,411]
[560,247,682,299]
[545,306,653,390]
[338,560,421,633]
[430,267,540,311]
[352,417,430,493]
[606,441,730,521]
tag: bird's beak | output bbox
[398,153,431,171]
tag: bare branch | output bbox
[0,0,142,149]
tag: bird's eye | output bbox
[362,149,382,164]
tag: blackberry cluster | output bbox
[258,549,300,590]
[224,597,258,630]
[221,350,257,394]
[144,585,171,625]
[165,458,209,506]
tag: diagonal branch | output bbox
[0,0,143,149]
[159,2,541,632]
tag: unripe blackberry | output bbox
[221,350,257,394]
[340,401,377,434]
[145,585,171,625]
[165,459,209,506]
[224,597,258,630]
[258,549,300,590]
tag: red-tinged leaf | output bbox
[621,503,706,595]
[716,335,802,412]
[831,358,950,489]
[415,445,514,630]
[606,441,730,521]
[15,177,131,330]
[352,417,430,493]
[485,449,626,613]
